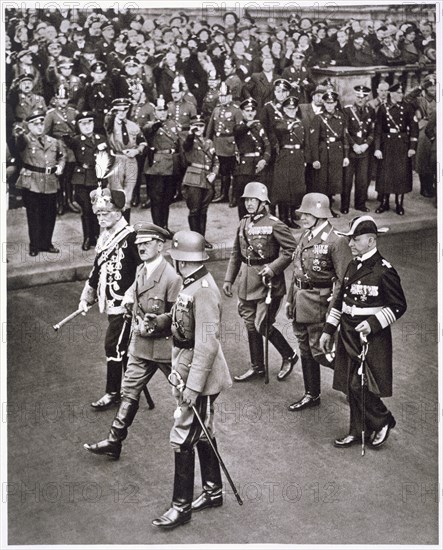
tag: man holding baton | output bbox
[320,216,407,449]
[149,230,233,529]
[79,188,141,410]
[223,181,298,382]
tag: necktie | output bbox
[38,137,45,147]
[121,120,129,145]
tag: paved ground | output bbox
[5,175,437,290]
[6,228,439,547]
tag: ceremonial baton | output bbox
[168,371,243,506]
[263,277,272,385]
[53,302,97,331]
[357,334,369,456]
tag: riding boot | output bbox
[83,397,139,460]
[395,193,404,215]
[375,194,390,214]
[153,449,195,528]
[56,189,65,215]
[267,326,298,380]
[151,204,163,227]
[81,216,91,251]
[278,204,289,225]
[200,210,213,249]
[192,439,223,511]
[288,356,321,411]
[328,196,340,218]
[212,176,230,203]
[234,330,265,381]
[287,207,300,228]
[188,214,200,233]
[228,181,237,208]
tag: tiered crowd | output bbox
[6,7,436,256]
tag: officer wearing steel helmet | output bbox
[224,181,298,382]
[147,230,232,529]
[286,193,351,411]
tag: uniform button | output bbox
[344,293,347,297]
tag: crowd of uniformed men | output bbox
[6,7,436,255]
[5,6,430,531]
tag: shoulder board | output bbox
[344,104,352,108]
[201,279,209,288]
[47,108,55,113]
[244,76,251,82]
[95,134,102,139]
[381,259,392,269]
[269,215,279,221]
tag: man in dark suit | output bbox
[320,216,407,449]
[244,56,277,115]
[84,222,182,460]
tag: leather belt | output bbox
[283,144,301,149]
[342,304,383,317]
[190,162,210,170]
[155,148,175,154]
[321,138,341,143]
[294,278,333,290]
[173,337,194,349]
[241,256,269,266]
[22,163,57,175]
[242,152,260,157]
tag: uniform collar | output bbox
[355,247,378,263]
[182,265,208,288]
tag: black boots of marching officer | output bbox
[328,195,340,218]
[375,193,390,213]
[288,356,321,411]
[84,397,139,459]
[188,212,213,249]
[395,193,404,215]
[234,330,265,381]
[192,439,223,511]
[152,448,195,528]
[212,175,230,203]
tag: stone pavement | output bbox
[6,176,437,290]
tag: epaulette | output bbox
[244,76,251,82]
[344,104,352,108]
[201,278,209,287]
[269,215,279,221]
[381,259,392,269]
[47,108,55,113]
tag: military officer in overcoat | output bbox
[79,189,141,410]
[80,61,116,132]
[44,84,80,215]
[260,79,291,212]
[151,230,232,529]
[310,90,349,216]
[14,110,66,256]
[272,95,307,228]
[182,114,220,249]
[374,83,418,215]
[286,193,352,411]
[232,98,271,219]
[143,96,182,236]
[206,82,243,204]
[341,85,375,214]
[63,111,109,250]
[320,216,407,448]
[84,222,182,460]
[223,181,299,382]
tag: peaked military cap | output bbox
[388,83,402,93]
[90,61,107,73]
[282,96,299,108]
[240,98,258,110]
[124,55,140,67]
[76,111,95,123]
[322,90,339,102]
[353,85,371,97]
[112,98,131,109]
[190,114,205,126]
[134,222,170,243]
[16,73,34,84]
[273,78,291,91]
[26,110,45,123]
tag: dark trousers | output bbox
[348,362,390,436]
[184,185,215,236]
[342,155,369,210]
[147,175,177,227]
[218,155,236,177]
[104,314,132,394]
[74,185,99,242]
[22,189,57,251]
[232,174,254,219]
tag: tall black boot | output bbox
[83,397,139,460]
[234,329,265,382]
[212,176,230,203]
[267,327,298,381]
[278,204,289,225]
[81,216,91,251]
[287,207,300,228]
[188,214,200,232]
[199,210,213,249]
[375,194,390,214]
[192,438,223,511]
[151,204,163,227]
[153,448,195,528]
[329,196,340,218]
[288,356,321,411]
[395,193,404,215]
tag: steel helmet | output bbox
[296,193,332,218]
[241,181,269,203]
[169,230,209,261]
